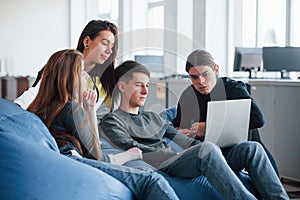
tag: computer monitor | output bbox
[262,46,300,72]
[233,47,262,71]
[134,55,164,73]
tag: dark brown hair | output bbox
[77,20,119,97]
[115,60,150,83]
[185,49,216,73]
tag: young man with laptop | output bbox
[101,60,288,200]
[171,49,279,174]
[172,49,263,141]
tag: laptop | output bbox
[204,99,251,147]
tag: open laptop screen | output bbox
[204,99,251,147]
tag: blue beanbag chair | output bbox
[0,98,133,200]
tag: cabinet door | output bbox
[272,86,300,180]
[143,79,166,114]
[251,84,300,181]
[251,85,275,152]
[167,79,190,108]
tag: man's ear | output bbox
[117,81,126,93]
[214,64,220,76]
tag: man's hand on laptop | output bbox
[190,122,206,136]
[178,122,206,141]
[190,122,206,141]
[179,128,197,138]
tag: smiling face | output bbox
[82,30,115,72]
[188,65,219,95]
[118,72,149,112]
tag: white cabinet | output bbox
[166,79,190,108]
[143,78,190,113]
[249,80,300,181]
[143,78,167,114]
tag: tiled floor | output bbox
[282,178,300,200]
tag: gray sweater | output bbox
[101,108,199,167]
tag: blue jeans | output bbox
[158,141,289,200]
[70,156,179,200]
[102,140,223,200]
[124,159,223,200]
[222,142,288,200]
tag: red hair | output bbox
[28,49,101,160]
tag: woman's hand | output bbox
[83,89,97,109]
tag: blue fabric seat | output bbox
[0,98,132,200]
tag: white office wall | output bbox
[164,0,228,76]
[70,0,88,49]
[70,0,102,49]
[176,0,193,74]
[0,0,70,77]
[205,0,227,76]
[0,0,229,77]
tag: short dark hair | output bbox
[115,60,150,83]
[185,49,216,73]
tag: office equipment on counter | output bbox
[263,46,300,73]
[135,55,164,78]
[233,47,262,72]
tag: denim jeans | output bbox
[222,141,289,200]
[159,141,289,200]
[102,144,223,200]
[70,156,179,200]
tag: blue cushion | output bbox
[164,175,223,200]
[159,106,177,124]
[0,99,59,152]
[0,98,133,200]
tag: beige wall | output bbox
[0,0,70,77]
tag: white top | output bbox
[14,82,40,109]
